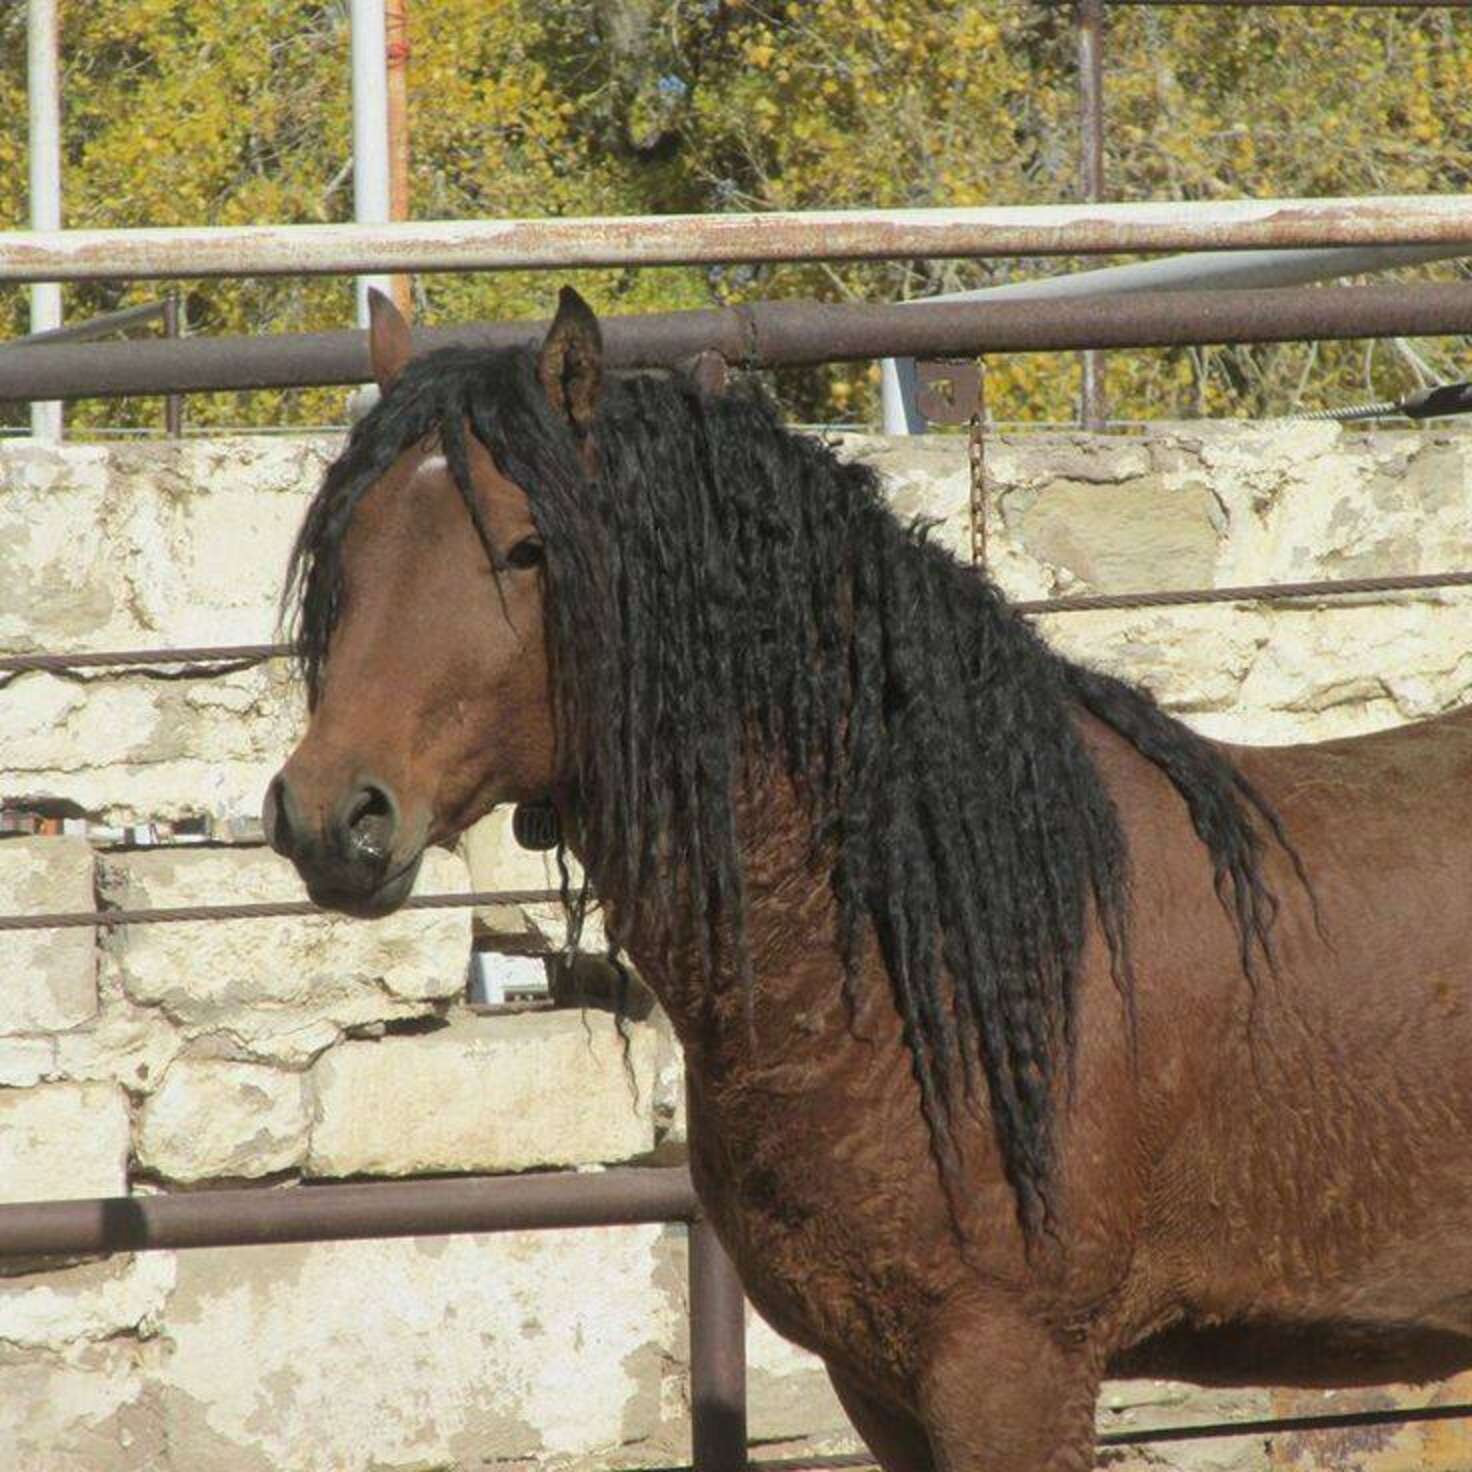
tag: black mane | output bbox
[287,346,1292,1231]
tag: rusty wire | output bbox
[1015,569,1472,614]
[0,888,564,934]
[4,569,1470,682]
[739,1399,1472,1465]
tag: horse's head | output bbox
[264,287,603,917]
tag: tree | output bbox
[1,0,1467,431]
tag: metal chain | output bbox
[968,380,987,569]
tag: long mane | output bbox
[287,346,1292,1231]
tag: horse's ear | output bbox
[368,287,413,394]
[538,287,603,441]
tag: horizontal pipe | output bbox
[2,283,1471,403]
[5,298,167,348]
[1070,1,1472,6]
[1,196,1471,285]
[0,1167,699,1257]
[881,245,1470,433]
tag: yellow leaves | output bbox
[4,0,1467,432]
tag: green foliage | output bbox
[1,0,1468,431]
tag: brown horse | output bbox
[265,287,1472,1471]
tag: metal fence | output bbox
[3,101,1472,1467]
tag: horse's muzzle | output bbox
[264,769,423,917]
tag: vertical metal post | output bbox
[1077,0,1106,430]
[385,0,413,320]
[350,0,393,327]
[27,0,62,442]
[163,291,184,438]
[689,1214,748,1472]
[880,354,927,435]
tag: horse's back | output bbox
[1109,703,1472,1386]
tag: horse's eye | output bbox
[506,538,544,570]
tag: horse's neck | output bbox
[584,769,841,1070]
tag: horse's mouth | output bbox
[305,850,424,919]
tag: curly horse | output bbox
[265,288,1472,1471]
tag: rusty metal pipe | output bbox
[1071,1,1472,7]
[3,283,1471,403]
[690,1214,749,1472]
[0,1168,700,1257]
[3,298,167,348]
[2,195,1472,284]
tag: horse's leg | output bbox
[826,1363,934,1472]
[917,1310,1100,1472]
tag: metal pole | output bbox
[0,1168,700,1257]
[351,0,393,326]
[163,290,183,437]
[879,243,1470,433]
[1060,0,1472,7]
[4,196,1472,282]
[27,0,62,441]
[1077,0,1106,430]
[385,0,413,319]
[690,1214,748,1472]
[880,355,927,434]
[5,282,1472,403]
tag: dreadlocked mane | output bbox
[286,344,1293,1232]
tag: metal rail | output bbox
[0,1167,748,1471]
[0,1167,699,1255]
[3,283,1472,403]
[1069,0,1472,6]
[2,196,1472,284]
[3,298,168,348]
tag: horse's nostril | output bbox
[264,774,295,858]
[341,780,398,865]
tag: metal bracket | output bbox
[914,359,983,427]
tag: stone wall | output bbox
[3,424,1471,1472]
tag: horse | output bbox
[264,286,1472,1472]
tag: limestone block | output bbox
[99,845,471,1061]
[0,1036,58,1087]
[1,434,333,826]
[0,442,115,654]
[999,472,1222,594]
[745,1308,857,1449]
[53,1001,184,1095]
[1226,599,1472,744]
[1040,606,1270,717]
[853,432,972,563]
[5,664,304,827]
[0,1252,175,1348]
[0,838,97,1035]
[0,1341,161,1472]
[1266,1377,1472,1471]
[307,1010,657,1177]
[151,1225,675,1469]
[649,1020,688,1162]
[0,1082,129,1204]
[0,435,334,657]
[136,1059,310,1182]
[1096,1380,1271,1472]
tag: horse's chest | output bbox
[686,1079,928,1385]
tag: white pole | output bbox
[27,0,62,441]
[351,0,392,328]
